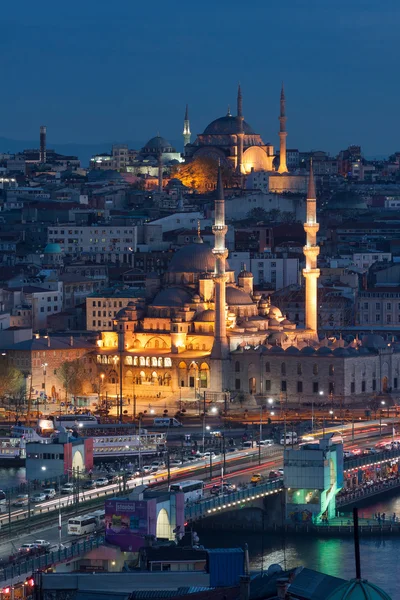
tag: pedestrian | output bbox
[393,512,396,522]
[382,513,386,522]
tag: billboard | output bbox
[105,498,151,551]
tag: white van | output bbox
[153,417,182,427]
[280,432,298,445]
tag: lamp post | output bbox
[258,404,266,466]
[41,362,48,411]
[100,373,105,408]
[380,401,385,436]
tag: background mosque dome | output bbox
[196,309,215,322]
[141,135,176,154]
[362,334,386,350]
[226,286,254,305]
[203,115,256,136]
[326,579,391,600]
[152,287,192,307]
[268,305,283,319]
[168,243,218,274]
[44,243,62,254]
[238,269,253,278]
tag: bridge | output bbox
[184,478,283,522]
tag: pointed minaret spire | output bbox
[236,83,244,178]
[277,82,288,174]
[227,105,231,117]
[183,104,191,150]
[302,158,320,333]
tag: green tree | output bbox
[0,361,24,400]
[246,207,269,222]
[57,360,86,402]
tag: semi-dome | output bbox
[327,579,391,600]
[196,309,215,322]
[44,243,62,254]
[141,135,176,153]
[203,115,256,136]
[226,286,254,305]
[362,334,386,350]
[152,287,192,307]
[168,243,217,274]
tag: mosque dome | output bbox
[196,309,215,322]
[333,347,350,357]
[152,287,192,307]
[168,243,217,274]
[326,579,391,600]
[44,243,62,254]
[269,332,288,344]
[316,346,333,355]
[269,346,285,354]
[362,334,386,350]
[285,346,300,354]
[300,346,316,355]
[327,191,368,211]
[268,305,283,319]
[203,115,256,136]
[141,135,176,154]
[269,318,281,327]
[357,347,371,355]
[226,286,254,305]
[238,269,253,278]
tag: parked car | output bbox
[227,447,237,453]
[33,539,50,550]
[13,494,29,507]
[18,544,36,553]
[31,493,47,503]
[95,477,109,487]
[60,483,74,495]
[43,488,56,499]
[278,468,284,476]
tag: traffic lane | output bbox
[0,521,70,561]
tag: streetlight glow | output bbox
[267,398,274,405]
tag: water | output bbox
[200,492,400,599]
[0,467,26,491]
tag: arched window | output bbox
[139,357,145,366]
[313,364,318,376]
[158,357,163,367]
[297,363,302,375]
[133,356,139,366]
[235,361,240,373]
[265,362,270,373]
[125,356,133,365]
[281,363,286,376]
[146,357,151,367]
[329,364,334,376]
[164,357,172,367]
[151,357,157,367]
[154,339,159,349]
[209,325,213,332]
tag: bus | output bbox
[53,414,98,428]
[153,417,182,428]
[87,510,105,529]
[67,514,98,535]
[169,480,204,501]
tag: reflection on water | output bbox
[0,467,26,490]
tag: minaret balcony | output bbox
[303,245,320,258]
[212,225,228,233]
[302,267,320,277]
[304,223,319,235]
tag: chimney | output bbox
[70,336,74,347]
[239,576,250,600]
[40,125,47,163]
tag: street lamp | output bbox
[211,406,218,414]
[100,373,105,406]
[267,398,274,405]
[258,405,266,466]
[41,362,48,411]
[270,411,275,416]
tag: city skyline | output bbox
[1,0,399,155]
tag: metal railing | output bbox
[185,479,283,521]
[0,535,105,583]
[344,447,400,471]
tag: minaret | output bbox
[302,161,320,332]
[157,151,163,193]
[40,125,47,164]
[183,104,191,149]
[277,83,288,174]
[211,165,229,362]
[236,84,244,177]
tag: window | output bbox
[329,382,335,394]
[281,363,286,376]
[361,381,366,392]
[329,364,334,376]
[297,363,302,375]
[387,303,392,310]
[363,302,368,309]
[394,378,398,390]
[312,382,319,393]
[387,315,392,324]
[376,302,380,310]
[40,307,44,312]
[376,314,381,322]
[372,379,376,391]
[235,361,240,373]
[351,382,355,394]
[281,380,287,392]
[313,364,318,376]
[297,381,303,393]
[235,379,240,390]
[265,380,271,392]
[265,362,270,373]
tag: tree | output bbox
[57,360,86,402]
[171,157,233,193]
[0,360,24,401]
[246,207,270,222]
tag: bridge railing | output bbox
[185,479,283,521]
[344,447,400,471]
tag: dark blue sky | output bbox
[2,0,398,155]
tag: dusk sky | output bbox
[2,0,398,155]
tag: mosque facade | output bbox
[95,167,400,407]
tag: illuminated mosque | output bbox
[95,163,400,406]
[183,84,288,175]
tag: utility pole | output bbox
[210,452,213,480]
[167,451,170,488]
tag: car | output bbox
[106,474,120,484]
[13,494,29,507]
[169,459,183,467]
[203,451,217,459]
[278,468,284,476]
[60,483,74,494]
[250,473,263,483]
[33,539,50,549]
[83,480,96,490]
[43,488,56,499]
[227,447,237,453]
[31,493,47,503]
[151,460,165,469]
[268,471,281,480]
[210,483,236,495]
[49,543,66,552]
[94,477,109,487]
[257,439,274,447]
[142,465,152,474]
[18,543,36,553]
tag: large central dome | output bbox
[203,115,256,136]
[168,243,216,274]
